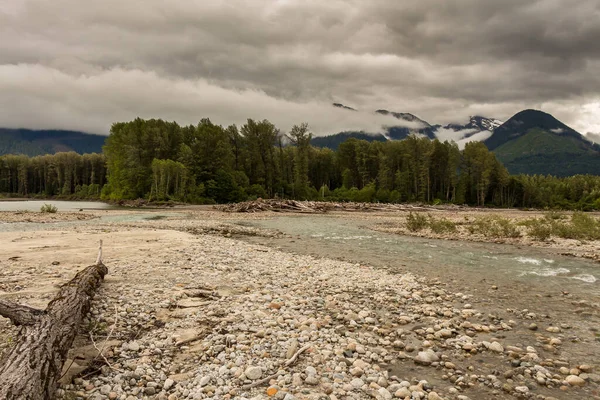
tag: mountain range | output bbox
[0,128,106,157]
[317,106,505,148]
[310,105,600,177]
[1,107,599,177]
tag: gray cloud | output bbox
[586,133,600,144]
[1,0,600,136]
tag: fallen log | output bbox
[0,241,108,400]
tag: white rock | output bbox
[244,366,262,380]
[566,375,586,386]
[488,342,504,353]
[414,350,439,365]
[163,379,174,390]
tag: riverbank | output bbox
[0,210,98,223]
[360,208,600,264]
[0,209,599,399]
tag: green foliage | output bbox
[406,212,428,232]
[491,128,600,177]
[522,218,553,241]
[247,184,268,199]
[40,203,57,213]
[555,212,600,240]
[0,152,107,198]
[205,169,247,204]
[354,183,377,202]
[544,211,567,221]
[521,211,600,241]
[428,216,457,234]
[468,215,521,238]
[150,159,189,201]
[389,190,401,203]
[375,188,390,203]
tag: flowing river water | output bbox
[244,215,599,292]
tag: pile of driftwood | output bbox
[215,199,440,213]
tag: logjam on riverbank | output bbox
[215,199,448,213]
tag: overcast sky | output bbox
[1,0,599,141]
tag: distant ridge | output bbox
[310,131,387,150]
[0,128,106,156]
[484,109,600,176]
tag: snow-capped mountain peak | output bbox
[444,116,503,133]
[470,116,503,131]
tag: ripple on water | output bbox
[324,235,372,240]
[520,267,571,277]
[515,257,542,265]
[570,274,597,283]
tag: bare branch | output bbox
[0,299,44,326]
[96,239,103,265]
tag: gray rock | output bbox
[245,366,263,380]
[305,366,317,376]
[163,378,175,390]
[414,350,439,365]
[304,375,319,385]
[488,342,504,353]
[350,378,365,388]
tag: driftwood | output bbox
[215,199,448,214]
[0,241,108,400]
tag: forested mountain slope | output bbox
[0,128,106,156]
[484,110,600,176]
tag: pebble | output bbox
[245,366,263,380]
[565,375,586,386]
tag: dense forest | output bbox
[0,152,106,199]
[1,117,600,210]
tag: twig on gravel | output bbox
[241,371,285,390]
[89,305,123,373]
[284,344,311,366]
[241,344,312,390]
[175,330,206,346]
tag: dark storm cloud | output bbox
[0,0,599,135]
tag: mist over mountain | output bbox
[309,104,500,150]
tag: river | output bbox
[245,215,598,291]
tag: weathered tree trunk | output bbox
[0,243,108,400]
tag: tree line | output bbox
[0,152,106,199]
[1,117,599,210]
